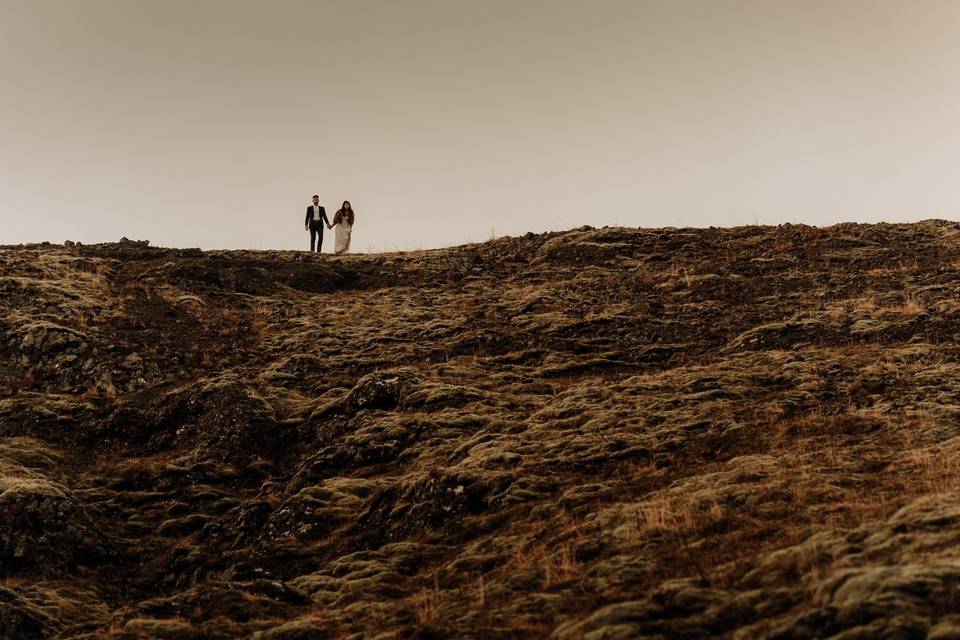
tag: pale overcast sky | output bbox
[2,0,959,251]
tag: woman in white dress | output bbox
[331,200,355,254]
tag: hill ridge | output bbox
[3,221,960,638]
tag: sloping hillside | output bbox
[4,221,960,639]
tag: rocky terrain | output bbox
[4,221,960,638]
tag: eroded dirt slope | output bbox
[3,221,960,639]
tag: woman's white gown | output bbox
[334,222,352,254]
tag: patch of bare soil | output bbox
[4,222,960,638]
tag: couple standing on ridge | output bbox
[304,195,355,254]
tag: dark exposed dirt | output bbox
[4,222,960,638]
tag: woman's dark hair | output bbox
[340,200,352,211]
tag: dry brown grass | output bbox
[500,531,587,590]
[876,299,925,317]
[842,295,927,318]
[410,575,443,625]
[628,497,727,537]
[540,543,579,587]
[902,447,960,494]
[865,259,921,276]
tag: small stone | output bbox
[122,352,143,368]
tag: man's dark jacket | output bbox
[305,205,330,227]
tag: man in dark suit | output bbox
[304,194,331,252]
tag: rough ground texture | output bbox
[3,221,960,639]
